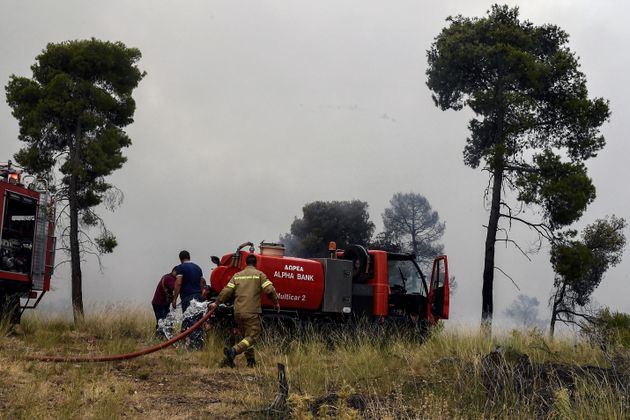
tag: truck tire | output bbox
[0,292,21,325]
[343,245,369,283]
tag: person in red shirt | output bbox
[152,267,177,338]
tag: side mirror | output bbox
[211,256,220,266]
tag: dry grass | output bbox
[0,309,628,419]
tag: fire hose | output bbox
[24,306,216,363]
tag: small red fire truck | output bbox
[210,241,449,326]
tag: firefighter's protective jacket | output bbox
[217,266,278,314]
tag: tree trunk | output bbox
[481,162,504,334]
[549,296,558,338]
[69,127,84,322]
[549,282,566,338]
[411,218,418,258]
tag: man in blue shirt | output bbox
[172,250,205,350]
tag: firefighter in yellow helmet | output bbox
[210,254,280,367]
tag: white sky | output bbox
[1,0,628,325]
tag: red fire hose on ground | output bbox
[25,307,216,363]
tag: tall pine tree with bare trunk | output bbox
[426,5,609,332]
[6,39,145,321]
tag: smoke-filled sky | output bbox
[1,0,628,325]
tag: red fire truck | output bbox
[0,161,55,323]
[210,241,449,326]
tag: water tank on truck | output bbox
[210,242,353,317]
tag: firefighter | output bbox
[210,254,280,368]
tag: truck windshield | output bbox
[387,259,426,296]
[1,192,37,274]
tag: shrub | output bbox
[583,308,630,348]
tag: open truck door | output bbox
[428,255,449,320]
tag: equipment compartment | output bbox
[317,258,353,313]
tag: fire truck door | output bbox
[0,191,37,275]
[428,256,449,320]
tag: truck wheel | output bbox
[343,245,368,283]
[0,293,21,325]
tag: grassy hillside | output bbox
[0,308,628,419]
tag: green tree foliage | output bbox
[5,39,145,320]
[426,5,609,330]
[585,309,630,349]
[381,192,445,271]
[281,200,375,258]
[549,216,627,336]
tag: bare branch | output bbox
[497,227,509,237]
[499,213,553,240]
[54,259,71,269]
[555,316,581,327]
[80,249,105,272]
[555,309,595,322]
[55,203,70,224]
[494,266,521,291]
[500,201,514,230]
[496,238,532,261]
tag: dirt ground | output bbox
[0,334,278,419]
[4,322,627,419]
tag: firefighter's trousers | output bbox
[232,313,262,358]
